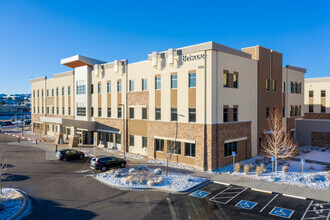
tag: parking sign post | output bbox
[232,151,236,172]
[94,137,97,156]
[271,156,275,179]
[301,159,305,178]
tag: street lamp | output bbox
[118,104,126,159]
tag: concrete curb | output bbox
[9,189,30,220]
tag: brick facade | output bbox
[311,131,330,147]
[304,113,330,120]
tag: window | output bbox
[294,106,297,116]
[142,79,147,91]
[142,137,147,148]
[116,133,121,143]
[56,107,59,115]
[76,85,86,94]
[68,107,71,115]
[171,75,177,89]
[47,90,49,97]
[185,143,195,157]
[321,90,326,97]
[282,82,286,93]
[223,107,228,122]
[52,89,54,96]
[56,88,59,96]
[77,107,86,116]
[91,84,94,94]
[155,77,161,90]
[273,80,276,91]
[33,107,35,113]
[118,107,122,118]
[224,142,237,157]
[68,86,71,95]
[299,105,302,116]
[282,107,285,118]
[299,83,302,94]
[98,107,102,117]
[290,106,293,116]
[290,82,294,93]
[129,108,134,119]
[189,73,196,88]
[266,107,270,118]
[52,107,54,114]
[233,72,238,88]
[309,91,313,97]
[155,108,161,120]
[91,107,94,117]
[62,107,65,115]
[33,90,35,97]
[142,108,147,120]
[189,108,196,122]
[168,141,181,155]
[155,139,164,152]
[37,90,39,97]
[42,90,44,97]
[117,81,122,92]
[321,104,326,113]
[47,107,49,114]
[107,82,111,93]
[107,108,111,117]
[266,79,270,91]
[129,135,134,146]
[98,83,102,93]
[295,83,298,93]
[62,87,64,96]
[37,107,39,113]
[223,72,228,87]
[129,80,134,92]
[233,107,238,122]
[171,108,177,121]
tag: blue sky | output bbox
[0,0,329,94]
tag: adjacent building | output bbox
[30,41,305,170]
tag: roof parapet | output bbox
[285,65,306,73]
[61,55,106,69]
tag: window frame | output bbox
[189,72,196,88]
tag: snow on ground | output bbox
[117,152,145,160]
[147,159,201,171]
[214,156,330,190]
[297,146,330,163]
[0,188,25,219]
[95,168,207,192]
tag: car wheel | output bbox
[101,166,107,172]
[120,162,125,168]
[79,155,84,159]
[62,157,67,162]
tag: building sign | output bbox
[182,54,205,62]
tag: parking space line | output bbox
[283,194,306,200]
[209,186,233,200]
[213,181,230,186]
[260,194,278,213]
[302,217,329,220]
[308,209,330,212]
[301,200,314,220]
[251,188,272,194]
[209,186,247,205]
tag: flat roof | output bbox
[305,77,330,83]
[61,55,105,68]
[285,65,306,73]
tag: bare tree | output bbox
[261,108,297,173]
[0,149,8,195]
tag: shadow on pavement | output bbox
[3,173,30,182]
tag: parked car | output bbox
[56,149,85,161]
[24,119,31,125]
[90,155,126,172]
[0,121,13,126]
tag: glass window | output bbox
[77,107,86,116]
[37,90,39,97]
[266,79,270,91]
[47,89,49,97]
[117,81,122,92]
[91,107,94,117]
[189,108,196,122]
[189,73,196,88]
[171,108,177,121]
[290,82,294,93]
[223,107,228,122]
[168,141,181,155]
[33,90,35,97]
[56,88,59,96]
[223,72,228,87]
[91,84,94,94]
[282,82,286,93]
[294,106,297,116]
[295,83,298,93]
[321,104,326,113]
[142,79,148,91]
[77,85,86,95]
[282,107,285,118]
[142,137,147,148]
[129,80,134,92]
[68,107,71,115]
[309,91,313,97]
[68,86,71,95]
[185,143,195,157]
[290,106,293,116]
[62,107,65,115]
[47,107,49,114]
[52,89,54,96]
[52,107,54,114]
[42,89,44,97]
[233,107,238,122]
[107,82,111,93]
[129,135,134,146]
[321,90,326,97]
[155,77,161,90]
[107,108,111,117]
[118,107,122,118]
[155,139,164,152]
[98,107,102,117]
[56,107,59,115]
[142,108,147,120]
[98,83,102,93]
[233,73,238,88]
[171,75,177,89]
[62,87,64,96]
[273,80,276,91]
[224,142,237,157]
[116,133,121,143]
[129,108,134,119]
[155,108,161,120]
[299,83,302,94]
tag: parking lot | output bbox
[146,183,330,220]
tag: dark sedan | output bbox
[90,156,126,172]
[56,149,85,161]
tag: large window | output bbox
[129,108,134,119]
[56,88,59,96]
[77,84,86,95]
[155,77,161,90]
[107,82,111,93]
[168,141,181,155]
[116,133,121,144]
[77,107,86,116]
[309,90,313,97]
[142,137,147,148]
[233,107,238,122]
[171,108,177,121]
[155,108,161,120]
[171,75,177,89]
[155,139,164,152]
[129,80,134,92]
[223,107,228,122]
[118,107,122,118]
[224,142,237,157]
[117,81,122,92]
[107,108,111,117]
[321,90,326,97]
[98,82,102,93]
[98,107,102,117]
[142,79,147,91]
[189,108,196,122]
[129,135,134,146]
[185,143,195,157]
[189,73,196,88]
[233,72,238,88]
[142,108,147,120]
[223,72,228,87]
[321,104,326,113]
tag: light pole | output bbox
[118,104,126,159]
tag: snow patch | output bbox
[0,188,26,219]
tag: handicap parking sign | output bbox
[269,207,294,219]
[189,190,210,198]
[301,159,305,165]
[235,200,258,210]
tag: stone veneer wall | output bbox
[311,131,330,147]
[304,113,330,120]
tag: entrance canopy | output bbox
[40,117,96,131]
